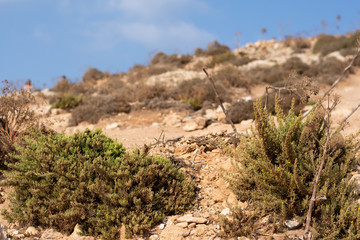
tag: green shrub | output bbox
[313,34,357,56]
[223,99,360,239]
[2,129,196,239]
[210,52,235,67]
[51,93,82,110]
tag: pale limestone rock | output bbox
[220,208,231,216]
[159,223,165,230]
[25,226,39,236]
[40,229,64,240]
[163,113,182,127]
[204,109,218,121]
[176,222,188,228]
[159,224,190,240]
[177,215,207,224]
[183,117,207,132]
[284,218,302,230]
[105,122,119,130]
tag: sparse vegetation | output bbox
[0,80,37,168]
[82,68,105,82]
[2,129,196,239]
[222,98,360,239]
[51,93,82,110]
[71,94,130,125]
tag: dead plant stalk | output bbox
[203,68,239,145]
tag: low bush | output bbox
[175,78,229,110]
[71,95,130,125]
[307,57,348,85]
[312,34,357,56]
[194,41,231,57]
[151,52,192,68]
[3,129,196,239]
[210,52,235,67]
[82,68,105,82]
[284,36,311,50]
[223,98,360,239]
[51,93,82,110]
[214,66,250,89]
[228,100,255,123]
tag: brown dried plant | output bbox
[0,80,37,167]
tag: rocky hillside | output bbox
[1,31,360,240]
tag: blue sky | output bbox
[1,0,359,89]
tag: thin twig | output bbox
[192,149,199,164]
[303,47,360,118]
[203,68,239,145]
[264,86,297,109]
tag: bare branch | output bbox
[303,47,360,118]
[203,68,239,145]
[264,86,297,109]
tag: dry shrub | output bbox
[282,57,310,75]
[228,100,255,123]
[214,66,250,89]
[175,78,229,110]
[210,52,235,67]
[312,34,357,56]
[0,80,37,167]
[135,83,172,102]
[82,68,105,82]
[307,57,348,85]
[194,41,231,57]
[52,77,74,93]
[147,66,169,76]
[284,36,311,50]
[151,52,192,68]
[71,94,130,125]
[230,55,255,67]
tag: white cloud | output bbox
[85,21,214,51]
[108,0,208,20]
[76,0,215,52]
[119,22,214,48]
[33,27,52,44]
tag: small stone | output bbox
[177,215,207,224]
[183,117,207,132]
[176,222,188,228]
[13,230,19,235]
[284,218,302,230]
[25,226,39,236]
[188,223,196,228]
[40,229,64,239]
[215,225,220,230]
[159,225,190,240]
[149,234,159,240]
[105,123,119,130]
[14,234,25,239]
[220,208,231,216]
[159,223,166,230]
